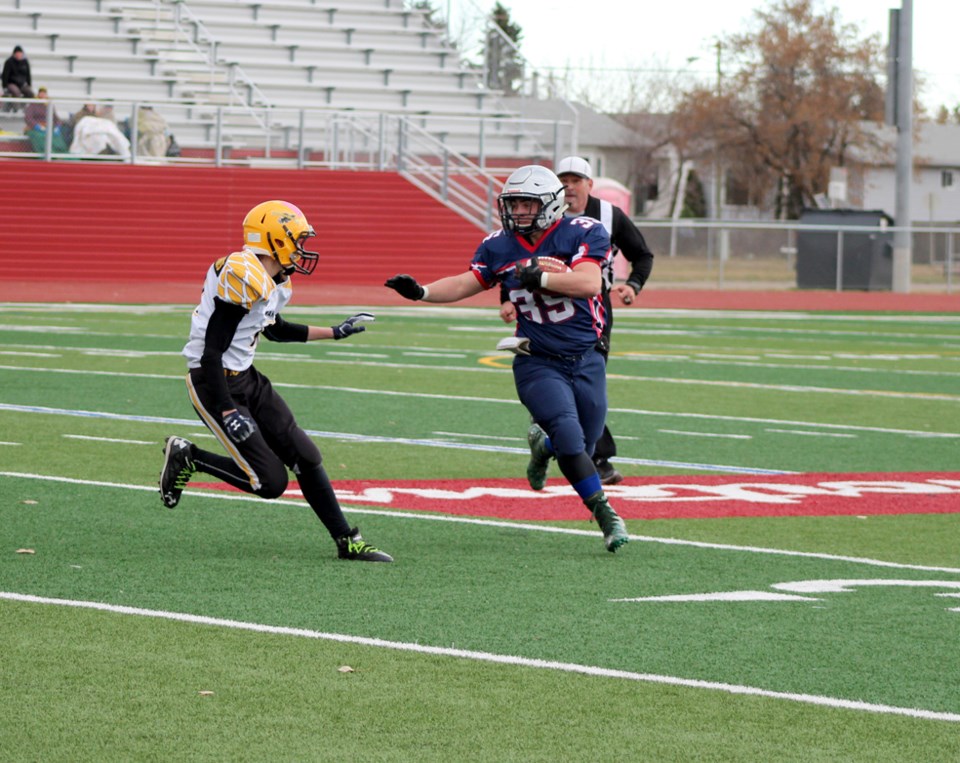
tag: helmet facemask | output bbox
[270,224,318,276]
[498,195,547,235]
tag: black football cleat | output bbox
[159,436,196,508]
[595,459,624,486]
[336,528,394,562]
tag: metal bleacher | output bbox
[0,0,557,161]
[1,0,577,228]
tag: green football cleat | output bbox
[526,423,552,491]
[585,492,629,552]
[336,528,394,562]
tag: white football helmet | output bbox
[497,165,568,235]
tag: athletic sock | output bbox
[294,462,352,539]
[556,452,603,501]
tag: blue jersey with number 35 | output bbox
[470,217,612,356]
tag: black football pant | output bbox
[185,366,351,539]
[594,291,617,464]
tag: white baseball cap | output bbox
[555,156,593,179]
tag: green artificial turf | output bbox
[1,303,959,761]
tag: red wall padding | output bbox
[0,161,485,285]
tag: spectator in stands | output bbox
[2,45,34,112]
[24,87,66,133]
[69,103,132,159]
[23,86,69,154]
[97,100,119,125]
[136,106,170,157]
[70,102,99,130]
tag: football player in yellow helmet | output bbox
[242,199,319,275]
[159,200,392,561]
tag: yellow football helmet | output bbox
[242,200,318,275]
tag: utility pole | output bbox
[712,40,727,282]
[892,0,913,293]
[713,40,722,223]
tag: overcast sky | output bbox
[449,1,959,113]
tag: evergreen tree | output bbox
[485,2,524,95]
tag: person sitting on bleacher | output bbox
[70,102,99,129]
[69,102,131,159]
[2,45,34,112]
[137,106,170,158]
[23,86,69,154]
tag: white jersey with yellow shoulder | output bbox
[182,249,293,371]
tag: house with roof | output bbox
[501,96,653,215]
[846,122,960,225]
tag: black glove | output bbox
[385,274,425,301]
[223,410,256,444]
[332,312,375,340]
[516,258,544,292]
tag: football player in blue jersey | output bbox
[500,156,655,486]
[386,165,629,553]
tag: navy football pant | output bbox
[513,348,607,459]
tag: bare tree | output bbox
[576,61,701,215]
[672,0,885,219]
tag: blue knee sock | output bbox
[556,452,603,500]
[571,473,603,501]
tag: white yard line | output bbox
[766,429,857,438]
[404,351,469,358]
[3,470,959,575]
[658,430,752,440]
[62,434,156,445]
[2,355,960,400]
[432,431,510,441]
[603,371,960,403]
[324,351,390,358]
[0,403,792,475]
[1,591,957,723]
[0,368,957,439]
[0,350,61,357]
